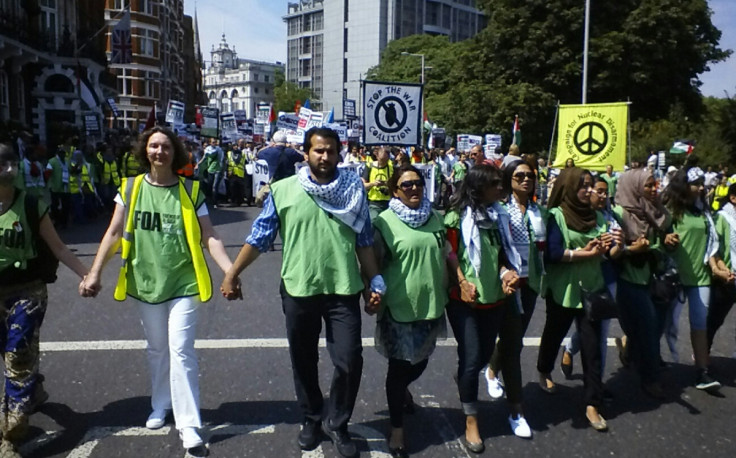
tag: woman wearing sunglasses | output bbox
[371,164,450,457]
[483,159,546,438]
[444,164,519,453]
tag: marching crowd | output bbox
[1,125,736,457]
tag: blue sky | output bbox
[186,0,735,98]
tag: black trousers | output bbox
[228,177,245,206]
[537,295,604,407]
[49,191,71,228]
[708,281,736,351]
[280,282,363,431]
[446,300,505,415]
[386,358,428,428]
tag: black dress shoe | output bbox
[323,424,358,457]
[297,419,322,451]
[460,436,485,454]
[389,445,409,458]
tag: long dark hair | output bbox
[661,167,704,222]
[719,183,736,210]
[388,164,424,195]
[503,158,536,199]
[449,163,503,212]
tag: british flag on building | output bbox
[110,9,132,65]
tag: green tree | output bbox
[272,69,313,114]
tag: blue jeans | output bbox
[663,285,709,362]
[616,280,663,383]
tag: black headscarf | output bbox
[547,167,597,233]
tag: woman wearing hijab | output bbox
[444,164,519,453]
[536,167,617,431]
[708,183,736,356]
[372,164,449,457]
[483,159,546,438]
[611,169,670,398]
[662,167,722,390]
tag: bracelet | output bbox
[500,269,513,280]
[459,279,469,286]
[567,250,574,262]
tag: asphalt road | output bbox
[20,205,736,457]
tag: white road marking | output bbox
[41,337,614,352]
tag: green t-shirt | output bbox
[374,209,448,322]
[205,147,223,173]
[716,213,733,269]
[453,162,467,182]
[123,180,206,304]
[0,191,48,272]
[602,173,617,198]
[545,207,606,309]
[612,205,662,285]
[445,210,506,305]
[670,210,711,287]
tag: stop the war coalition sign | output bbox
[363,81,423,146]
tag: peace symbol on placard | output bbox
[573,122,608,156]
[374,96,408,134]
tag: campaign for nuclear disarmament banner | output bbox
[553,102,628,171]
[363,81,422,146]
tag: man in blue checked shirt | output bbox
[221,127,384,458]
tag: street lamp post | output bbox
[401,51,426,146]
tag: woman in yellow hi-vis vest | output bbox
[79,127,234,455]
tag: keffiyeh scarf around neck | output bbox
[461,203,521,277]
[297,166,369,234]
[505,195,546,278]
[389,197,432,228]
[719,202,736,271]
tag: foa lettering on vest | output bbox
[0,228,25,248]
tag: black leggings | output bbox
[386,358,428,428]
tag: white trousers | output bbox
[137,296,201,429]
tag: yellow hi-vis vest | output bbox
[366,162,393,202]
[69,162,93,194]
[227,150,246,178]
[98,152,121,186]
[123,152,141,177]
[113,175,212,302]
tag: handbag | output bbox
[649,255,684,306]
[580,282,618,321]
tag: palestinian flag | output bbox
[670,141,693,155]
[512,115,521,146]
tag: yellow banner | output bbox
[553,102,628,172]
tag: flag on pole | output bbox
[144,105,156,131]
[552,102,629,171]
[110,9,132,64]
[294,100,301,114]
[423,111,432,131]
[669,140,694,155]
[303,99,311,109]
[512,115,521,146]
[325,107,334,124]
[268,103,276,124]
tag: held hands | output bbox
[664,232,680,248]
[459,279,478,304]
[220,274,243,300]
[712,267,736,283]
[363,291,382,315]
[609,228,624,248]
[628,236,650,254]
[79,273,102,298]
[582,238,606,256]
[501,269,520,296]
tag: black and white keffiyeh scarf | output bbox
[297,166,369,234]
[461,203,521,277]
[389,197,432,228]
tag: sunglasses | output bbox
[513,172,535,181]
[398,179,425,190]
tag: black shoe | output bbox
[297,419,322,451]
[695,370,721,392]
[560,350,573,379]
[459,436,485,454]
[389,445,409,458]
[323,424,358,458]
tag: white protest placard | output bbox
[338,162,365,178]
[414,163,436,203]
[484,134,502,158]
[326,123,348,143]
[220,113,238,141]
[306,112,324,130]
[200,107,219,138]
[165,100,185,125]
[457,134,470,152]
[468,135,483,148]
[363,81,423,146]
[256,104,270,125]
[276,112,299,131]
[252,159,270,197]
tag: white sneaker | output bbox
[145,409,169,429]
[484,368,504,399]
[179,427,204,449]
[509,415,532,438]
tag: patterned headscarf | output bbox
[616,169,670,242]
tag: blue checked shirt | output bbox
[246,193,374,253]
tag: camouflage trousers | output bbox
[0,281,47,417]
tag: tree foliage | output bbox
[368,0,731,158]
[273,69,313,114]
